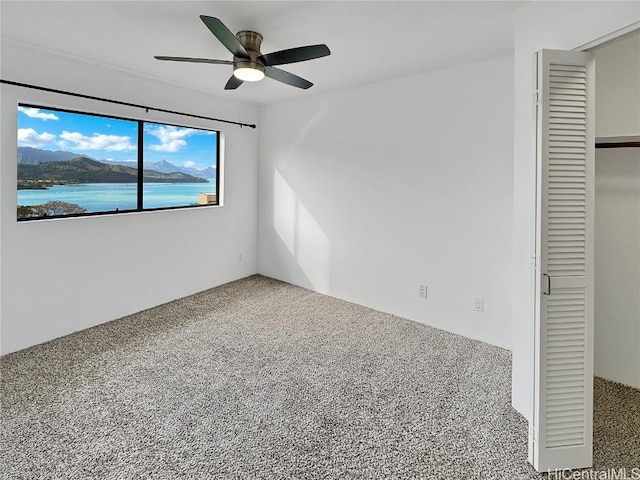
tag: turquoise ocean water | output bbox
[17,179,216,213]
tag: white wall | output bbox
[595,31,640,139]
[511,1,640,419]
[0,39,260,355]
[258,55,514,350]
[594,147,640,389]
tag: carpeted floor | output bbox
[1,275,638,479]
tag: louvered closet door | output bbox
[530,49,595,472]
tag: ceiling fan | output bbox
[155,15,330,90]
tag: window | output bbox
[17,104,219,220]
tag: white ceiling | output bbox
[0,1,525,106]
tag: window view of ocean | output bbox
[17,105,219,219]
[17,180,216,213]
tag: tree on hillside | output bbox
[17,205,36,218]
[18,201,87,219]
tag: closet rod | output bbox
[0,79,257,129]
[595,142,640,149]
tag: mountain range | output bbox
[18,146,91,165]
[17,147,215,179]
[143,159,216,179]
[18,156,208,184]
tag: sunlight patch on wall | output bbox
[274,168,297,253]
[274,169,330,292]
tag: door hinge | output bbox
[534,89,540,106]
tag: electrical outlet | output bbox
[237,252,243,262]
[419,285,428,298]
[473,296,484,312]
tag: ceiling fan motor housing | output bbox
[234,30,265,74]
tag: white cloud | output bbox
[182,160,196,168]
[18,107,59,121]
[146,125,192,152]
[17,128,57,148]
[152,139,186,153]
[145,125,212,153]
[59,131,136,151]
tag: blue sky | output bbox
[143,123,217,170]
[17,106,217,170]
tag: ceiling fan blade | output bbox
[225,76,244,90]
[265,66,313,89]
[155,56,233,65]
[259,44,330,66]
[200,15,249,59]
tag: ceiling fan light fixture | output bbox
[234,67,265,82]
[233,59,265,82]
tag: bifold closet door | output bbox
[530,49,595,472]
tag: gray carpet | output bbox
[0,275,637,479]
[593,377,640,469]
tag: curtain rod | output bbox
[0,79,257,129]
[595,142,640,149]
